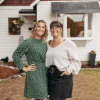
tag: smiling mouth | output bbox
[53,32,58,34]
[38,31,43,33]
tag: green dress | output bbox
[12,38,48,99]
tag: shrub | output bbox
[89,50,96,54]
[18,19,25,23]
[97,61,100,66]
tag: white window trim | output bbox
[63,13,93,40]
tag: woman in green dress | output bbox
[12,20,48,100]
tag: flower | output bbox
[89,50,96,54]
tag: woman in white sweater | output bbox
[46,20,81,100]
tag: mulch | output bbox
[81,64,100,68]
[0,62,100,79]
[0,66,20,79]
[0,62,20,79]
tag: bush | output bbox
[97,61,100,66]
[18,19,24,23]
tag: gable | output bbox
[0,0,5,4]
[0,0,35,6]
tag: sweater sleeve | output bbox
[12,39,30,70]
[67,41,81,75]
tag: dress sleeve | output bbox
[67,42,81,75]
[12,39,30,70]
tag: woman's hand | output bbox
[61,70,70,76]
[22,64,36,72]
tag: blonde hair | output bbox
[30,20,48,43]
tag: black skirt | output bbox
[47,65,73,100]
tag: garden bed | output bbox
[0,62,100,79]
[0,61,20,79]
[81,64,100,68]
[0,66,20,79]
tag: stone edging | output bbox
[0,72,26,82]
[0,64,18,70]
[0,64,26,82]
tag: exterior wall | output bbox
[37,1,57,40]
[37,1,57,37]
[0,7,36,61]
[0,0,35,6]
[37,1,100,61]
[0,0,100,61]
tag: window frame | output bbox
[60,13,93,40]
[8,17,21,36]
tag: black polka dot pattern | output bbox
[12,38,48,99]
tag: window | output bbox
[67,14,84,37]
[8,18,20,35]
[58,14,93,38]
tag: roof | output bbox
[0,0,99,5]
[19,9,36,13]
[0,0,35,6]
[52,1,100,13]
[41,0,97,1]
[19,5,36,14]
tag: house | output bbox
[0,0,100,64]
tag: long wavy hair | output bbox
[30,20,48,43]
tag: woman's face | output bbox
[36,22,45,36]
[50,26,62,37]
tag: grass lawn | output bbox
[68,70,100,100]
[0,70,100,100]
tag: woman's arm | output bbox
[67,41,81,75]
[12,39,30,70]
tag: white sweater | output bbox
[45,39,81,75]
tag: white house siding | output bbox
[37,1,57,39]
[78,13,100,61]
[37,1,100,61]
[0,7,36,61]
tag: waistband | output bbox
[47,65,63,74]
